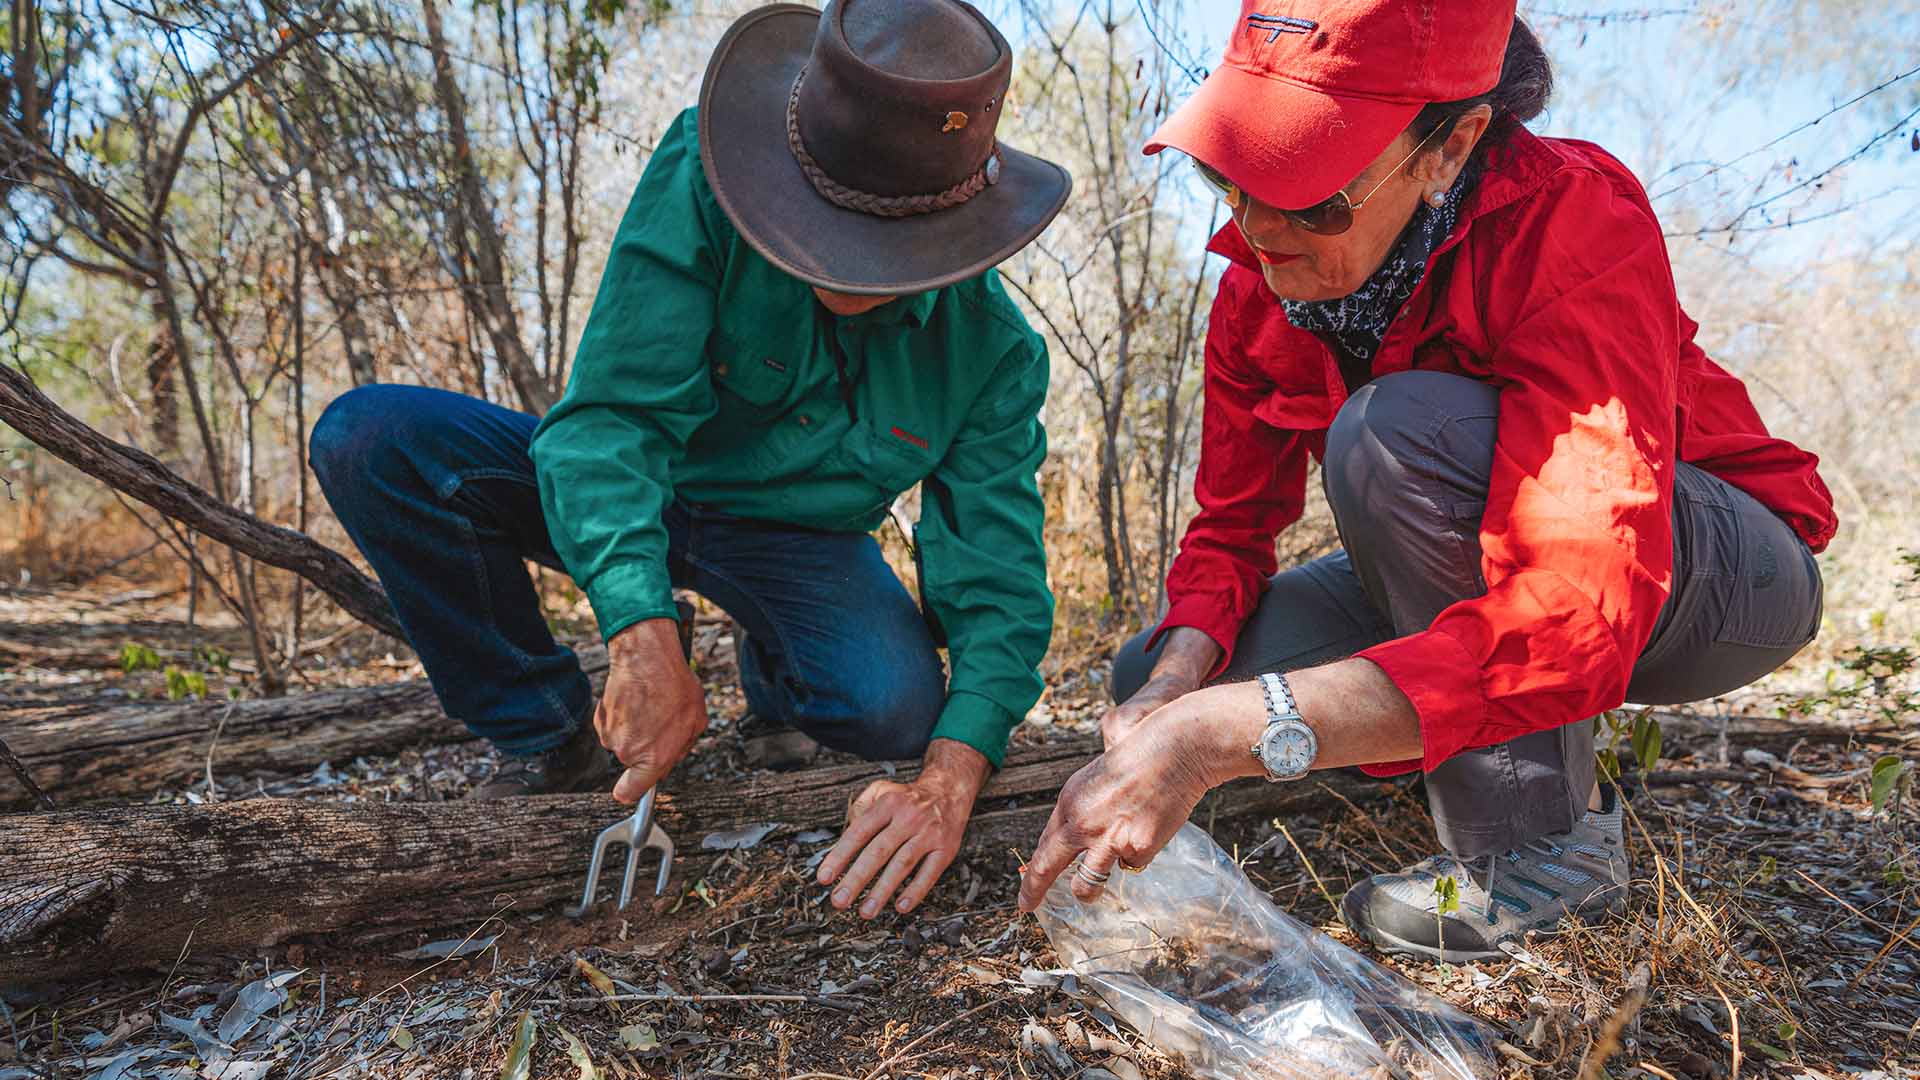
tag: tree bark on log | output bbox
[4,648,609,810]
[0,735,1398,984]
[0,363,404,640]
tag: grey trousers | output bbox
[1114,371,1823,858]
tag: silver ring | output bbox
[1075,862,1111,886]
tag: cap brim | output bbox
[699,5,1071,296]
[1144,65,1420,210]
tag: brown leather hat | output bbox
[698,0,1071,295]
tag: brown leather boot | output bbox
[469,717,614,799]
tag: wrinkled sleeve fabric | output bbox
[531,109,722,643]
[1358,170,1682,775]
[915,332,1054,767]
[1154,273,1310,675]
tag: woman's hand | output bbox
[1100,627,1222,749]
[1016,702,1219,912]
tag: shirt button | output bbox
[714,362,730,377]
[796,414,812,427]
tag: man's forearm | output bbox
[918,737,992,794]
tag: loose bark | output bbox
[4,648,609,810]
[0,736,1397,984]
[0,363,403,640]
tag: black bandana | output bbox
[1281,162,1481,379]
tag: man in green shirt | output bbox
[310,0,1069,919]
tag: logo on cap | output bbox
[1245,12,1316,41]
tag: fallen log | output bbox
[3,647,608,810]
[0,733,1396,984]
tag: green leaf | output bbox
[1757,855,1777,883]
[617,1023,658,1051]
[1432,875,1460,916]
[499,1011,537,1080]
[1630,714,1662,772]
[555,1025,598,1080]
[1596,748,1622,783]
[1870,755,1908,815]
[1746,1040,1791,1061]
[120,642,161,673]
[391,1025,414,1051]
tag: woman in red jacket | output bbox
[1017,0,1834,961]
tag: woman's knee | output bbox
[1108,627,1161,705]
[1323,371,1499,523]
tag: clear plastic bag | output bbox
[1036,823,1502,1080]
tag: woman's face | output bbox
[1224,108,1490,302]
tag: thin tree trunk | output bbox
[419,0,553,415]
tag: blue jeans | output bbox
[310,384,946,759]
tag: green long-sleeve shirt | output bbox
[530,109,1054,765]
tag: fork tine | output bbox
[564,820,619,918]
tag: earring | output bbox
[1429,191,1446,206]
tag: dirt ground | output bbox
[2,579,1917,1079]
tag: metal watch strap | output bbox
[1259,672,1298,723]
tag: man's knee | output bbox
[1323,371,1499,522]
[309,383,417,491]
[1108,627,1160,705]
[821,659,945,761]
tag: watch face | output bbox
[1260,724,1314,776]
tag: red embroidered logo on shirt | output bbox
[890,425,929,449]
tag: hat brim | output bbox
[699,5,1071,296]
[1144,64,1420,210]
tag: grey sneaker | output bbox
[469,720,614,799]
[1340,789,1629,962]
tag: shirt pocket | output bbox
[835,420,936,516]
[709,334,799,416]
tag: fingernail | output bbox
[833,891,849,906]
[896,899,911,913]
[860,903,877,918]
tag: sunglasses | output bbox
[1191,124,1444,236]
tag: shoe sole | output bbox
[1343,887,1629,964]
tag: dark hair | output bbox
[1410,16,1552,164]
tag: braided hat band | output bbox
[786,69,1003,219]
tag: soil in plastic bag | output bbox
[1035,823,1502,1080]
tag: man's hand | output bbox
[817,739,990,918]
[597,617,708,803]
[1100,626,1221,748]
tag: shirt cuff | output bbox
[1150,592,1246,679]
[1356,629,1488,774]
[930,690,1022,769]
[583,560,681,643]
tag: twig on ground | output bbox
[0,737,55,810]
[853,998,1004,1080]
[1278,823,1341,918]
[203,699,237,801]
[1575,961,1651,1080]
[1718,984,1743,1080]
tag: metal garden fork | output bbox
[565,786,674,917]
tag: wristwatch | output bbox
[1253,672,1318,782]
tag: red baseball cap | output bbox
[1145,0,1515,209]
